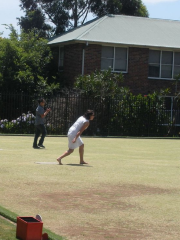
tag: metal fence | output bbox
[0,92,180,137]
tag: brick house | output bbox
[48,15,180,94]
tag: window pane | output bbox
[114,59,126,71]
[161,65,172,78]
[59,47,64,67]
[149,50,160,63]
[59,59,64,67]
[60,47,64,59]
[101,59,113,70]
[162,51,173,64]
[148,64,160,77]
[114,48,127,71]
[115,48,127,59]
[174,52,180,65]
[101,46,114,58]
[174,66,180,77]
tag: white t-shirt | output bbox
[68,116,89,137]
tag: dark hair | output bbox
[83,110,94,120]
[38,99,45,104]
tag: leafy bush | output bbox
[75,68,129,97]
[0,112,62,135]
[0,112,36,134]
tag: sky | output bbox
[0,0,180,38]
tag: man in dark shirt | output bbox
[33,99,51,149]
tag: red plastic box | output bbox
[16,216,43,240]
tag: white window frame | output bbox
[101,46,128,73]
[148,50,180,80]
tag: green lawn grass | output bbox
[0,217,16,240]
[0,136,180,240]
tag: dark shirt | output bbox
[35,105,45,125]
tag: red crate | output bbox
[16,216,43,240]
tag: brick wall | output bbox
[63,43,179,94]
[123,47,149,94]
[64,43,101,86]
[64,43,84,86]
[84,44,101,75]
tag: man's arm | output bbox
[40,108,51,118]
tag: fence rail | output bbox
[0,93,180,137]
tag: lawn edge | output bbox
[0,134,180,139]
[0,205,67,240]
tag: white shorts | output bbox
[68,134,84,149]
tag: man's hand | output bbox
[41,108,51,118]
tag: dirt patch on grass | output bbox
[41,183,175,240]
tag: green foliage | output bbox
[137,1,149,17]
[173,73,180,94]
[0,112,36,134]
[0,37,20,89]
[91,0,149,18]
[106,93,169,137]
[17,9,53,38]
[0,112,62,135]
[19,0,69,35]
[74,68,129,97]
[0,26,59,95]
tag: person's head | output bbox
[83,110,95,120]
[38,99,46,107]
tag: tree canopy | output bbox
[91,0,148,18]
[0,26,59,95]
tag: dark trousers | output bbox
[33,124,47,147]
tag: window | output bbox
[148,50,160,78]
[174,52,180,77]
[101,46,128,72]
[58,47,64,71]
[148,50,180,79]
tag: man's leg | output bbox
[33,126,41,148]
[38,124,47,146]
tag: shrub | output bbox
[0,112,36,134]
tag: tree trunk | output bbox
[74,0,78,27]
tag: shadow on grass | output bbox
[66,163,93,167]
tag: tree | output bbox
[18,9,53,38]
[120,0,148,17]
[18,0,53,37]
[18,0,148,36]
[91,0,148,18]
[0,25,59,95]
